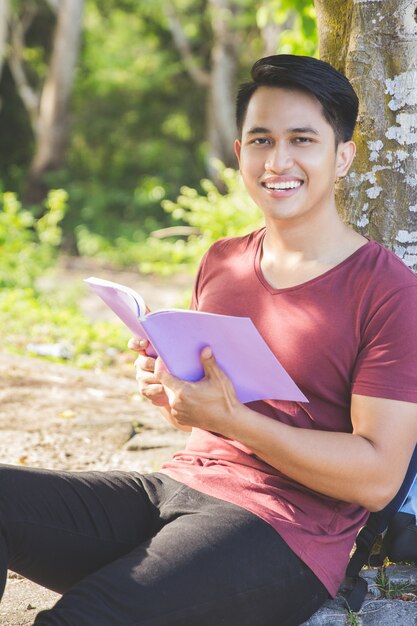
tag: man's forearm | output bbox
[155,351,417,510]
[222,404,387,511]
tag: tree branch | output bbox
[7,9,40,132]
[163,2,211,87]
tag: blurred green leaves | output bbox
[0,188,67,288]
[1,0,317,241]
[256,0,317,55]
[0,1,318,370]
[75,162,263,275]
[0,186,130,368]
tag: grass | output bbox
[346,611,361,626]
[375,566,417,600]
[0,285,132,371]
[342,564,417,626]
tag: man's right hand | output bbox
[128,337,192,432]
[128,337,170,407]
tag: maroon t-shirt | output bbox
[161,228,417,596]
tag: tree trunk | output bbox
[165,0,238,179]
[206,0,238,173]
[27,0,84,202]
[315,0,417,271]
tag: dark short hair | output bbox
[236,55,359,144]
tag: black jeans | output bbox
[0,465,328,625]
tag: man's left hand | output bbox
[156,346,240,434]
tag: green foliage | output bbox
[0,286,130,369]
[161,162,263,254]
[1,2,318,372]
[75,163,263,275]
[0,189,67,288]
[345,611,360,626]
[1,0,317,242]
[61,0,316,240]
[58,0,207,237]
[256,0,317,56]
[0,187,131,369]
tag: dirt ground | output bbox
[0,259,193,623]
[1,256,194,470]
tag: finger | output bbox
[141,385,169,408]
[154,356,169,378]
[134,354,156,373]
[141,383,165,398]
[200,346,217,377]
[136,371,160,385]
[128,337,148,353]
[157,365,182,389]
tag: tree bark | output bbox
[315,0,417,271]
[206,0,239,172]
[27,0,84,202]
[7,3,39,130]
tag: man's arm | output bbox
[152,346,417,512]
[222,392,417,511]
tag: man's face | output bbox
[234,86,355,225]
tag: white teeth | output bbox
[264,181,302,190]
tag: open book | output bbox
[84,276,308,404]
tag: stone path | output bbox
[304,566,417,625]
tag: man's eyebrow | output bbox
[245,126,320,135]
[289,126,320,135]
[246,126,271,135]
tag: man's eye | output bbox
[252,137,270,145]
[293,137,312,144]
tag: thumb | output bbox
[200,346,218,377]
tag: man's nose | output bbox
[265,143,294,171]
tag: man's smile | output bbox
[261,177,304,194]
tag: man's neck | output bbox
[261,212,367,289]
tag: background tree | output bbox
[6,0,84,202]
[165,0,316,177]
[28,0,84,202]
[0,0,316,246]
[315,0,417,270]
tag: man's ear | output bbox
[234,139,242,164]
[336,140,356,178]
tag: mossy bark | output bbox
[315,0,417,269]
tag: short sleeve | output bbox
[190,249,210,311]
[352,286,417,403]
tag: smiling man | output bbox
[234,83,364,288]
[1,55,417,626]
[136,56,417,621]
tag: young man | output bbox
[1,55,417,626]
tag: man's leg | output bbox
[34,484,328,626]
[0,465,173,594]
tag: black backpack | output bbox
[382,508,417,563]
[345,444,417,611]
